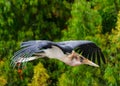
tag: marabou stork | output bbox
[11,40,105,67]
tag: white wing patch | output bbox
[16,56,38,63]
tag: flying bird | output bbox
[11,40,105,67]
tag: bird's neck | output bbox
[59,55,81,66]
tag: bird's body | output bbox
[12,40,105,67]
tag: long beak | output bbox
[83,59,99,67]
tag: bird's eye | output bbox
[80,57,84,62]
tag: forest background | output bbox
[0,0,120,86]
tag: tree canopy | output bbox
[0,0,120,86]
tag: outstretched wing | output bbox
[11,40,56,66]
[56,40,105,65]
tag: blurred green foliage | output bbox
[28,62,49,86]
[0,0,120,86]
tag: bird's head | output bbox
[78,54,99,67]
[69,51,99,67]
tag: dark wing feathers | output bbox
[96,50,101,65]
[21,40,52,48]
[100,51,105,63]
[92,51,96,63]
[57,40,92,49]
[12,40,55,66]
[12,40,105,66]
[56,40,105,65]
